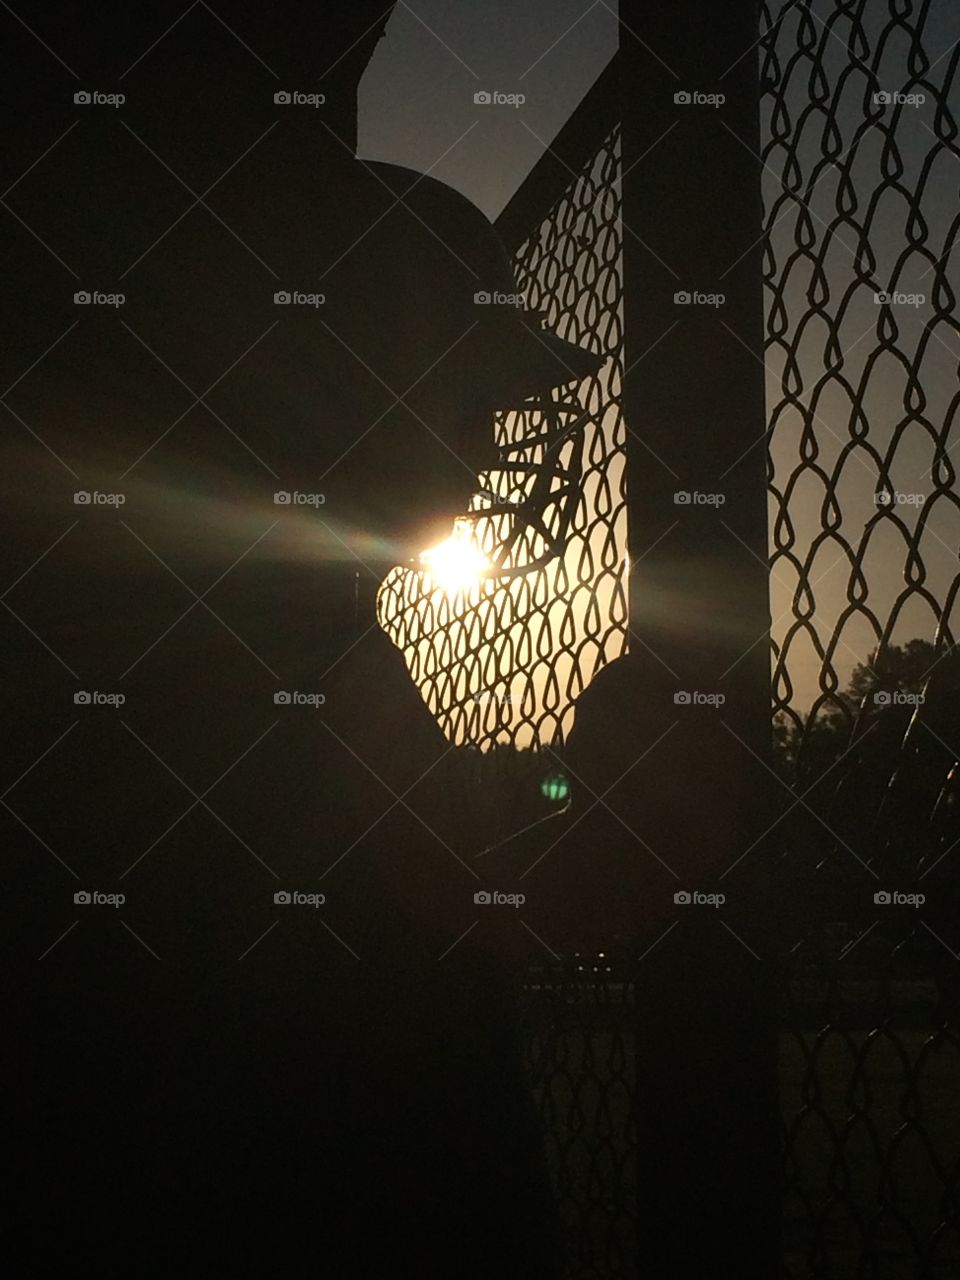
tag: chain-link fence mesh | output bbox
[763,0,960,739]
[376,99,633,1276]
[519,957,638,1280]
[375,3,960,1273]
[762,2,960,1275]
[377,127,626,752]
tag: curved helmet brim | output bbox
[466,309,605,404]
[515,312,605,394]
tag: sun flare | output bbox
[419,518,491,595]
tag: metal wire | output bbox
[762,2,960,1274]
[519,954,638,1280]
[376,107,633,1279]
[763,0,960,741]
[378,4,960,1271]
[377,127,626,753]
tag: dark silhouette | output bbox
[1,5,600,1275]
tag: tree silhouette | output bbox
[773,639,958,782]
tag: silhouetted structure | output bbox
[1,5,599,1275]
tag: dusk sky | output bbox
[360,0,619,218]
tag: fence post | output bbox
[618,2,780,1275]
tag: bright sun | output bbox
[419,518,491,595]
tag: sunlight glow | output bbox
[419,518,491,596]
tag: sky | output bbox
[358,0,620,219]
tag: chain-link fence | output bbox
[377,123,625,754]
[764,0,960,738]
[518,955,638,1280]
[762,1,960,1275]
[375,4,960,1274]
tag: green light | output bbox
[540,772,570,803]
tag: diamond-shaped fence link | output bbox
[762,1,960,1275]
[519,957,638,1280]
[379,80,635,1277]
[763,0,960,738]
[384,3,960,1273]
[376,126,626,753]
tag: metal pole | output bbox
[618,2,780,1274]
